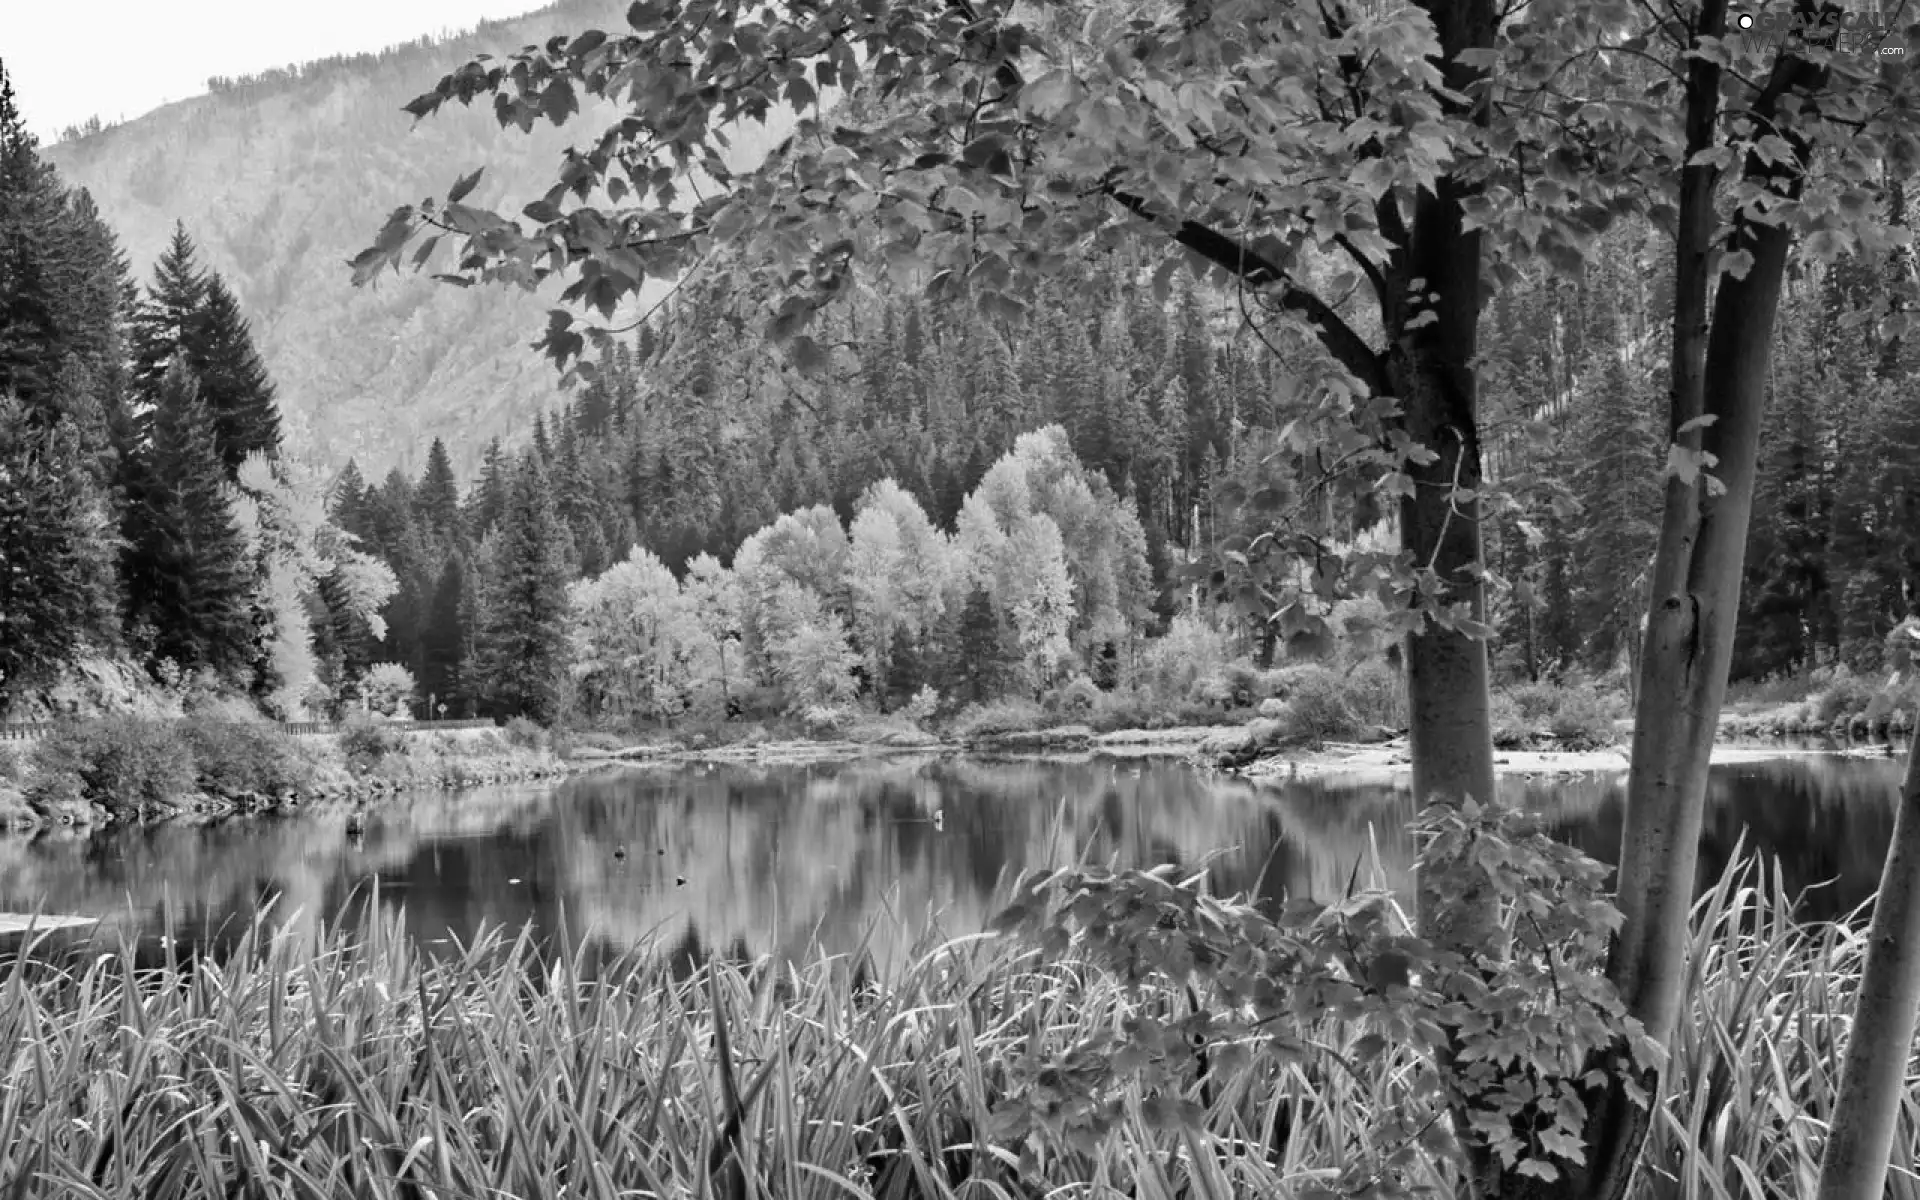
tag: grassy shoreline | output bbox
[1,853,1909,1199]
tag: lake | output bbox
[0,750,1909,970]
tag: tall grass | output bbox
[3,850,1917,1199]
[1638,853,1920,1200]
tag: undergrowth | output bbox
[1,831,1914,1198]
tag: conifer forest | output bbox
[5,43,1917,726]
[7,0,1920,1193]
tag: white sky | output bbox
[4,0,553,141]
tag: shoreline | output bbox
[1232,738,1905,784]
[571,723,1905,776]
[4,719,1903,837]
[0,730,617,837]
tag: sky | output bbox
[4,0,554,141]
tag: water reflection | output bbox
[0,750,1908,970]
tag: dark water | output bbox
[0,750,1909,969]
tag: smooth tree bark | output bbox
[1815,732,1920,1200]
[1518,9,1832,1197]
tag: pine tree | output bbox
[413,437,462,542]
[330,459,370,537]
[884,624,925,709]
[474,453,571,721]
[469,437,510,535]
[0,393,116,705]
[952,585,1007,703]
[1571,351,1660,673]
[121,361,256,680]
[130,224,208,398]
[129,225,280,478]
[420,554,467,715]
[194,274,281,472]
[0,67,67,414]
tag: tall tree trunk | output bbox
[1396,0,1497,892]
[1512,19,1827,1198]
[1815,732,1920,1200]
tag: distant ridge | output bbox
[45,0,635,480]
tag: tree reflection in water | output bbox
[0,750,1907,973]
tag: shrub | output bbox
[340,713,403,769]
[565,731,628,752]
[1044,676,1102,718]
[503,716,548,752]
[1489,692,1532,749]
[27,717,196,816]
[1509,681,1562,723]
[1811,665,1876,726]
[181,720,315,798]
[1188,672,1238,709]
[1548,684,1616,749]
[1220,661,1269,707]
[1139,614,1232,700]
[1087,689,1170,733]
[1341,660,1406,730]
[902,686,942,727]
[950,698,1047,740]
[361,663,418,718]
[1278,667,1362,744]
[801,705,851,737]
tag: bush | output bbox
[1220,661,1269,707]
[1547,684,1616,749]
[1341,660,1405,730]
[1811,664,1876,726]
[181,720,315,798]
[27,717,196,816]
[1086,690,1171,733]
[950,699,1047,740]
[1189,672,1238,709]
[1508,681,1563,724]
[503,716,549,752]
[1139,614,1232,699]
[902,686,942,727]
[1044,676,1102,718]
[340,713,403,769]
[361,663,418,718]
[800,705,851,737]
[1277,667,1362,745]
[1489,692,1531,749]
[564,731,628,752]
[0,745,27,785]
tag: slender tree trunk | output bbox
[1512,21,1827,1198]
[1815,734,1920,1200]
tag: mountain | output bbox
[43,0,641,480]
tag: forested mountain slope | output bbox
[41,0,678,478]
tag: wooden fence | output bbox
[0,718,498,742]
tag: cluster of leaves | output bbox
[988,799,1659,1193]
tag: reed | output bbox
[2,851,1915,1199]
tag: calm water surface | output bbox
[0,750,1909,969]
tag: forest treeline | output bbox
[338,206,1920,725]
[6,45,1918,725]
[0,65,394,718]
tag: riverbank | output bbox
[566,718,1908,777]
[0,719,610,835]
[564,722,1254,767]
[1230,736,1908,784]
